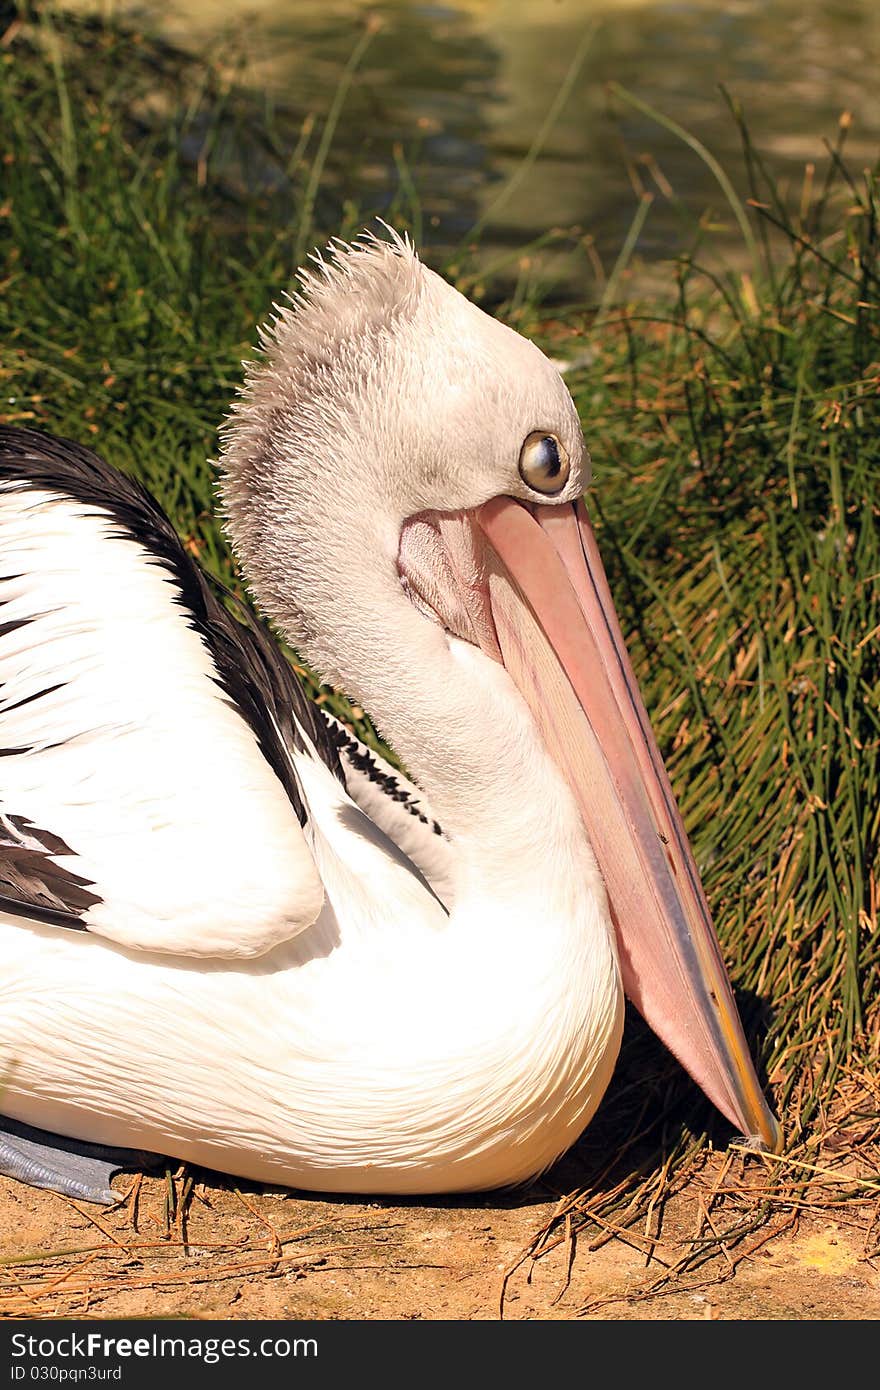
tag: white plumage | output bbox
[0,231,777,1203]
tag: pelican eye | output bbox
[518,431,570,495]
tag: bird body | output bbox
[0,433,619,1193]
[0,232,778,1201]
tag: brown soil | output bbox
[2,1148,878,1321]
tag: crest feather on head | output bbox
[217,226,428,623]
[219,226,425,488]
[265,224,422,355]
[235,225,423,408]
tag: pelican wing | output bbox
[0,427,327,958]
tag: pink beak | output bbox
[400,497,781,1151]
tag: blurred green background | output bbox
[54,0,880,276]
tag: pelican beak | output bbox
[475,496,781,1152]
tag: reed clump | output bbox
[550,99,878,1285]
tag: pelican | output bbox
[0,231,779,1205]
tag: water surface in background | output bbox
[65,0,880,285]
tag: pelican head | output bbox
[220,231,585,686]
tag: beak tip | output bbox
[734,1110,783,1156]
[763,1111,785,1156]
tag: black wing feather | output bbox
[0,425,343,932]
[0,425,344,824]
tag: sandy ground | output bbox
[4,1034,878,1320]
[2,1150,878,1321]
